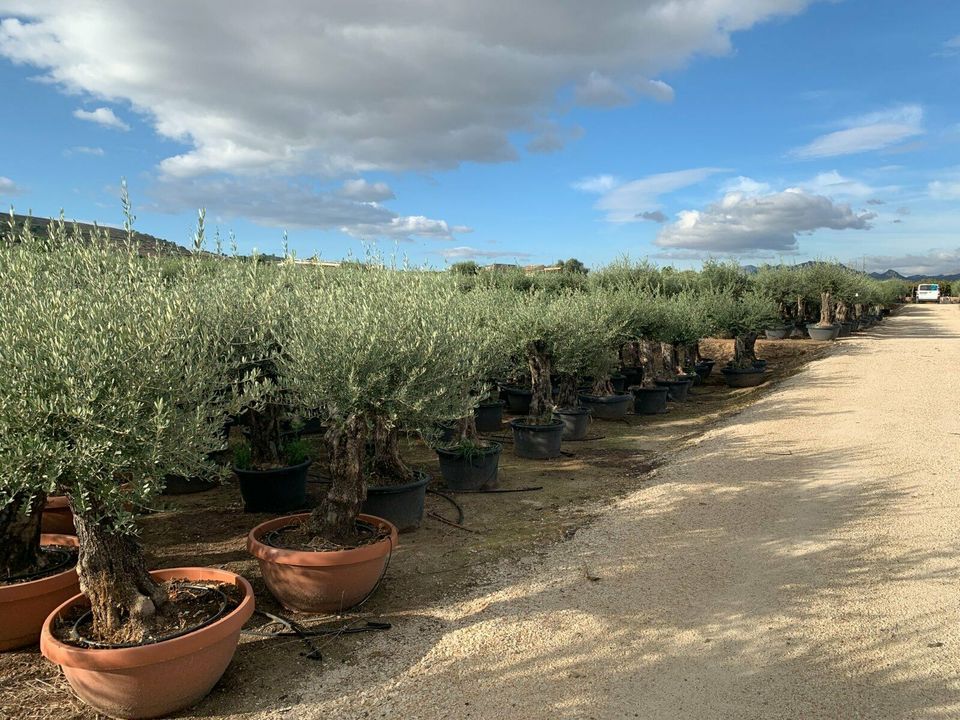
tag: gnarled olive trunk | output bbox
[638,339,657,386]
[73,509,170,643]
[456,413,480,443]
[797,296,805,324]
[555,373,580,409]
[836,301,849,323]
[591,377,615,395]
[854,303,863,319]
[309,416,366,543]
[733,333,758,368]
[819,291,833,326]
[371,419,412,483]
[659,342,676,377]
[0,492,44,578]
[527,346,553,420]
[244,403,283,466]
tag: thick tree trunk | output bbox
[660,342,676,377]
[819,291,833,326]
[797,296,806,324]
[527,347,553,420]
[591,377,615,395]
[854,303,863,319]
[836,301,848,323]
[733,333,758,367]
[555,373,580,409]
[73,509,170,643]
[639,340,657,386]
[371,420,411,483]
[244,403,283,466]
[0,493,44,578]
[456,413,480,443]
[309,416,366,543]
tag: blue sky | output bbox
[0,0,958,273]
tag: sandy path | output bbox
[281,305,960,720]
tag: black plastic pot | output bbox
[235,458,311,513]
[474,400,505,433]
[721,367,767,388]
[839,322,855,337]
[510,418,563,459]
[631,386,669,415]
[436,422,458,443]
[654,378,690,402]
[362,472,431,532]
[503,386,533,414]
[578,393,633,420]
[807,324,840,341]
[436,443,501,491]
[161,474,219,496]
[752,359,768,371]
[610,375,627,393]
[621,367,644,388]
[554,406,591,440]
[765,327,789,340]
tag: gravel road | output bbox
[278,305,960,720]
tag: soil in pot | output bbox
[721,367,767,388]
[577,393,633,420]
[234,458,311,513]
[41,495,76,535]
[503,386,533,414]
[41,567,254,720]
[436,442,502,491]
[807,324,840,341]
[554,406,591,440]
[654,378,690,402]
[631,386,669,415]
[248,513,397,614]
[510,417,563,459]
[1,534,80,651]
[362,471,430,532]
[474,400,505,433]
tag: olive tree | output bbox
[704,290,780,367]
[802,262,849,327]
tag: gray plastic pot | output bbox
[510,418,563,459]
[807,324,840,341]
[436,443,501,491]
[654,378,690,402]
[765,327,789,340]
[474,400,505,433]
[578,393,633,420]
[631,386,669,415]
[503,386,533,414]
[721,367,767,388]
[554,407,591,440]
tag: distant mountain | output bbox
[2,213,191,256]
[868,269,960,282]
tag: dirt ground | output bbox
[0,335,832,720]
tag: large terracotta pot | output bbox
[247,513,398,614]
[40,567,254,719]
[41,495,76,535]
[0,533,80,651]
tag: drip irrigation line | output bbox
[69,585,228,649]
[440,486,543,494]
[426,489,464,524]
[427,511,481,533]
[5,546,76,583]
[562,435,606,442]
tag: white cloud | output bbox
[64,145,105,156]
[593,167,727,222]
[800,170,880,198]
[0,1,815,177]
[526,123,584,154]
[149,177,468,240]
[72,106,129,131]
[0,175,22,195]
[656,187,874,252]
[861,248,960,276]
[790,105,924,159]
[572,174,620,193]
[339,178,394,202]
[722,176,772,195]
[929,180,960,200]
[440,246,532,260]
[575,72,631,108]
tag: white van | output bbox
[916,283,941,303]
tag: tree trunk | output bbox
[456,413,480,443]
[819,291,833,326]
[836,301,848,323]
[797,296,805,324]
[733,333,758,367]
[371,420,411,483]
[309,416,366,543]
[555,373,579,409]
[244,403,283,466]
[591,377,615,395]
[73,509,170,644]
[639,340,657,386]
[660,342,676,377]
[527,347,553,420]
[854,303,863,319]
[0,493,44,578]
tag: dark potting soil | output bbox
[263,520,389,553]
[1,544,78,586]
[53,579,242,648]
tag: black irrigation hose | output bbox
[443,486,543,494]
[69,585,229,649]
[5,546,76,583]
[426,488,464,525]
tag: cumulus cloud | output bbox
[656,188,874,252]
[722,176,771,195]
[0,1,815,177]
[72,106,129,131]
[526,123,584,154]
[339,178,394,202]
[439,246,533,260]
[149,177,469,240]
[0,175,22,195]
[592,167,727,222]
[862,248,960,276]
[790,105,924,159]
[575,72,631,108]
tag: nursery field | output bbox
[0,335,832,719]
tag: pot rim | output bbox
[40,566,254,671]
[653,378,687,386]
[477,399,506,409]
[366,470,430,494]
[44,495,70,510]
[722,366,765,375]
[247,513,398,567]
[577,393,632,404]
[509,417,564,430]
[436,442,502,459]
[232,457,312,477]
[553,405,591,416]
[630,385,669,394]
[502,386,533,396]
[1,534,79,601]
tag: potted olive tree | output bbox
[652,292,709,402]
[753,265,805,339]
[708,290,780,388]
[3,217,259,718]
[803,262,847,340]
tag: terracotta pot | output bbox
[41,495,76,535]
[0,534,80,651]
[247,513,398,614]
[40,567,254,719]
